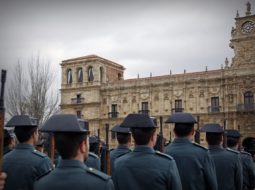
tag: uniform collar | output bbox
[58,159,87,169]
[133,145,154,153]
[173,137,192,144]
[117,145,130,150]
[16,143,34,150]
[208,145,223,150]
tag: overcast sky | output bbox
[0,0,254,87]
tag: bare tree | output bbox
[6,55,59,125]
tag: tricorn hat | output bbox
[200,123,224,133]
[111,124,131,134]
[5,115,38,128]
[40,114,89,133]
[226,129,241,138]
[165,113,197,124]
[120,113,157,128]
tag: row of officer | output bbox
[226,129,255,190]
[3,112,254,190]
[200,124,243,190]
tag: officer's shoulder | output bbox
[86,167,111,181]
[226,148,239,154]
[36,168,53,180]
[192,142,208,150]
[89,152,99,158]
[110,148,114,152]
[32,149,48,158]
[240,150,251,156]
[155,151,173,160]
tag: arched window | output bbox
[118,73,122,80]
[244,91,254,105]
[77,68,83,82]
[100,67,103,83]
[88,66,94,82]
[67,69,72,84]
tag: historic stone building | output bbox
[60,3,255,146]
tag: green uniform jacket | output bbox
[3,144,53,190]
[239,151,255,190]
[85,152,101,170]
[110,145,131,176]
[113,146,182,190]
[209,146,243,190]
[164,138,217,190]
[34,159,115,190]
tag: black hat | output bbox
[200,123,224,133]
[40,114,89,133]
[120,114,157,128]
[111,124,131,134]
[165,113,197,124]
[5,115,38,127]
[226,129,241,138]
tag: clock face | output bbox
[241,21,254,34]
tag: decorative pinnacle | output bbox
[236,10,239,18]
[246,2,251,16]
[225,57,229,67]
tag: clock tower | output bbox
[230,2,255,67]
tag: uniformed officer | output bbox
[85,136,101,170]
[226,129,255,190]
[113,113,182,190]
[34,114,114,190]
[200,124,243,190]
[3,128,16,154]
[110,124,132,176]
[164,112,217,190]
[242,137,255,160]
[3,115,53,190]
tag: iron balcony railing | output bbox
[208,106,221,113]
[108,112,119,118]
[237,103,255,112]
[171,108,184,113]
[71,98,85,104]
[138,110,150,115]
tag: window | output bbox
[88,66,94,82]
[111,131,116,140]
[139,102,149,114]
[244,91,254,110]
[100,67,103,83]
[244,91,254,105]
[77,111,82,119]
[67,69,72,84]
[77,94,81,103]
[211,97,220,112]
[77,68,83,82]
[111,104,118,118]
[118,73,122,80]
[175,99,183,112]
[142,102,148,111]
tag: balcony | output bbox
[208,106,221,113]
[71,98,85,104]
[171,108,184,113]
[138,110,150,115]
[108,112,119,118]
[237,104,255,112]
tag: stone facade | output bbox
[60,5,255,147]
